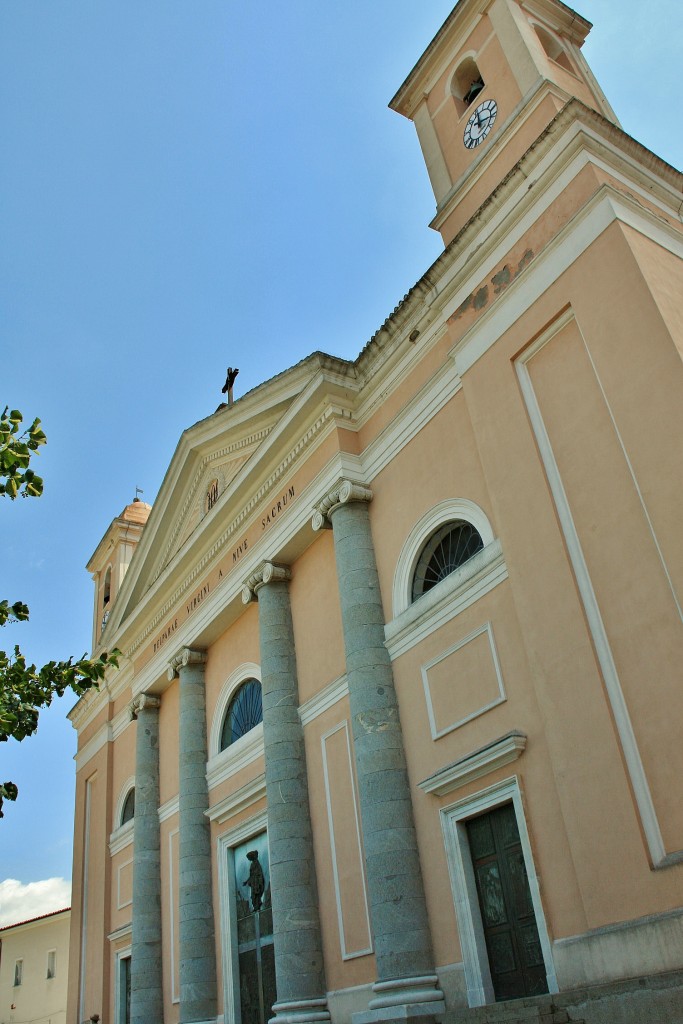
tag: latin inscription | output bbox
[187,582,210,617]
[232,538,248,563]
[153,618,179,654]
[149,482,296,662]
[262,485,295,529]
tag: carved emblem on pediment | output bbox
[152,434,269,583]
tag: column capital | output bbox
[242,561,292,604]
[130,692,161,720]
[312,478,373,531]
[167,646,206,681]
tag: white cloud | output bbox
[0,878,71,928]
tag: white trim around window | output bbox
[209,663,262,760]
[385,538,507,661]
[391,498,496,619]
[115,944,132,1024]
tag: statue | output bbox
[243,849,265,911]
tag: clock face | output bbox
[463,99,498,149]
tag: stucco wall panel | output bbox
[158,677,180,807]
[369,388,493,616]
[357,329,454,453]
[205,602,260,749]
[207,752,266,810]
[302,700,377,993]
[111,720,136,829]
[289,530,346,705]
[526,315,683,854]
[458,223,683,924]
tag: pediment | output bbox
[154,446,259,581]
[103,351,359,645]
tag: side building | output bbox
[67,3,683,1024]
[0,908,70,1024]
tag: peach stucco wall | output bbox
[67,21,683,1013]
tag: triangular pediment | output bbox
[154,443,264,582]
[102,352,358,645]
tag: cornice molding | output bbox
[206,773,267,824]
[206,723,264,792]
[299,676,349,727]
[74,722,111,771]
[108,923,133,943]
[127,454,361,700]
[419,731,527,796]
[109,820,134,857]
[312,479,373,531]
[158,795,179,823]
[385,541,508,661]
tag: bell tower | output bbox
[390,0,619,246]
[86,497,151,648]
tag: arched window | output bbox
[411,520,484,602]
[220,679,263,751]
[121,787,135,826]
[533,24,573,73]
[451,57,485,115]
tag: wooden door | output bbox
[466,803,548,1001]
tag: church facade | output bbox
[66,2,683,1023]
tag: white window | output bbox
[391,498,496,618]
[47,948,57,979]
[411,519,484,602]
[14,959,23,986]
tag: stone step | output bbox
[440,995,583,1024]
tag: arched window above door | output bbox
[220,679,263,752]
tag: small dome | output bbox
[120,498,152,526]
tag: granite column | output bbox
[313,481,444,1023]
[130,692,163,1024]
[242,562,330,1024]
[170,647,217,1024]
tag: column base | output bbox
[270,997,331,1024]
[353,976,445,1024]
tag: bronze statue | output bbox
[243,849,265,912]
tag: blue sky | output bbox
[1,1,681,912]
